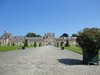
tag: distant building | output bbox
[43,32,55,45]
[0,32,77,46]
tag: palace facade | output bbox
[0,32,77,46]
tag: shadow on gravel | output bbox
[58,58,83,65]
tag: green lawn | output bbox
[65,46,100,61]
[0,45,35,52]
[65,46,82,54]
[0,46,20,52]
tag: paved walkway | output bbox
[0,46,100,75]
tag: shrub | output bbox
[76,28,100,65]
[12,42,15,46]
[76,28,100,52]
[60,42,64,46]
[56,42,59,47]
[34,42,37,47]
[7,42,10,46]
[0,42,1,46]
[65,40,70,47]
[24,39,28,47]
[39,42,42,47]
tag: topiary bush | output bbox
[65,40,70,47]
[22,39,28,49]
[56,42,59,47]
[0,42,1,46]
[60,42,64,46]
[12,42,15,47]
[7,42,10,46]
[34,42,37,47]
[24,39,28,47]
[39,42,42,47]
[76,28,100,65]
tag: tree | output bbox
[36,34,41,37]
[39,42,42,47]
[56,42,59,47]
[72,34,77,37]
[60,33,69,38]
[7,42,10,46]
[77,28,100,51]
[12,42,15,46]
[0,42,1,46]
[26,32,36,37]
[65,40,70,47]
[34,42,37,47]
[60,42,64,46]
[76,27,100,65]
[26,32,41,37]
[24,39,28,47]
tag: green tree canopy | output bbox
[36,34,41,37]
[76,27,100,52]
[26,32,41,37]
[26,32,36,37]
[72,34,77,37]
[60,33,69,38]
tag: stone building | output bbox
[43,33,55,45]
[0,32,77,46]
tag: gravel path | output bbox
[0,46,100,75]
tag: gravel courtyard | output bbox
[0,46,100,75]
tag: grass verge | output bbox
[0,46,20,52]
[0,45,34,52]
[65,46,82,54]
